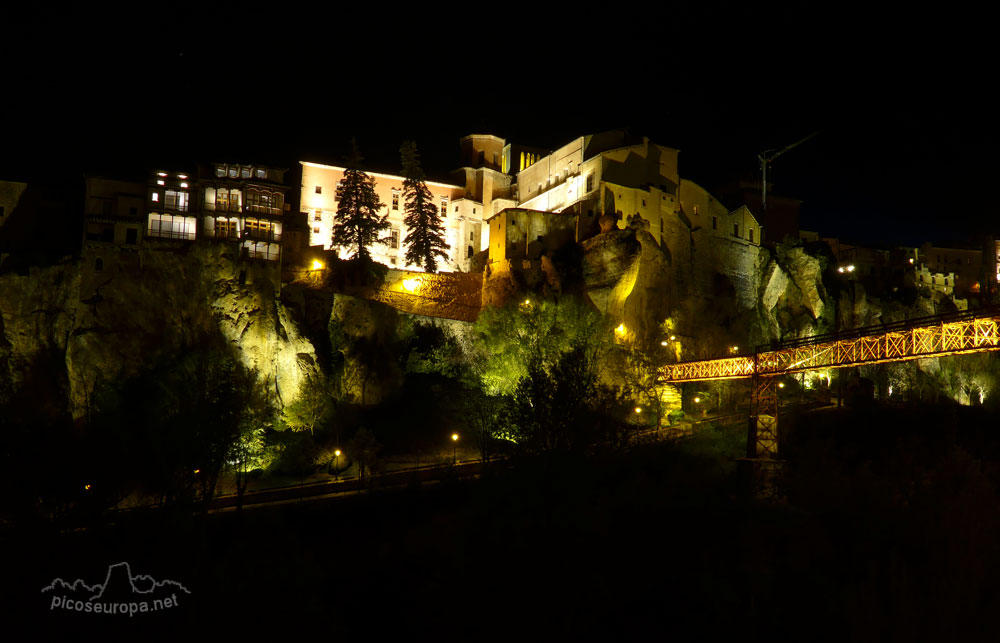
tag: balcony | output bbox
[147,227,196,241]
[244,229,282,243]
[246,205,282,216]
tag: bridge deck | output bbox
[661,306,1000,383]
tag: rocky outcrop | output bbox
[329,294,402,405]
[581,227,671,344]
[1,243,320,419]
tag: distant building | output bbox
[917,242,983,297]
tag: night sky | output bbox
[3,5,995,247]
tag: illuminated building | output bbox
[144,164,289,264]
[202,163,288,262]
[146,169,198,242]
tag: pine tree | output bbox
[400,141,450,273]
[331,139,389,261]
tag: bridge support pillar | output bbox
[747,373,784,501]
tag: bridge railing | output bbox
[662,305,1000,383]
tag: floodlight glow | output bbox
[451,433,459,441]
[403,278,421,292]
[661,341,668,346]
[694,396,700,403]
[334,449,341,457]
[634,407,642,414]
[311,260,324,270]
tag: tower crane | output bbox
[758,131,820,212]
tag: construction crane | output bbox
[758,131,820,212]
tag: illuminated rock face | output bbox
[0,243,320,419]
[329,294,402,405]
[581,227,671,345]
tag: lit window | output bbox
[180,182,188,188]
[228,167,238,178]
[256,168,266,179]
[215,167,225,177]
[157,180,165,186]
[241,167,250,179]
[177,174,188,180]
[152,192,159,202]
[164,190,189,212]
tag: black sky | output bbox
[3,4,995,247]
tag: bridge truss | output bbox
[659,306,1000,495]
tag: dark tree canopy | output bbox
[400,140,450,273]
[332,140,389,260]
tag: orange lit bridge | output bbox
[660,306,1000,491]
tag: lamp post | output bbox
[334,449,341,480]
[451,433,459,465]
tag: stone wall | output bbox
[371,269,483,322]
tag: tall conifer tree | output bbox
[400,141,450,273]
[331,139,388,261]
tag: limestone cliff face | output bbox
[756,247,833,343]
[329,294,402,405]
[581,227,671,344]
[1,243,320,419]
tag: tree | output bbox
[400,140,449,272]
[331,139,389,261]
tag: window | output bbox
[440,198,448,216]
[215,166,225,178]
[314,210,322,222]
[228,167,238,178]
[641,199,646,207]
[712,216,717,230]
[748,228,754,243]
[390,229,400,249]
[313,226,320,234]
[392,190,399,210]
[586,174,594,192]
[241,167,251,179]
[129,206,137,216]
[164,190,189,212]
[151,192,159,202]
[256,168,266,179]
[470,232,474,240]
[315,186,322,194]
[733,223,740,237]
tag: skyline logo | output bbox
[41,561,191,617]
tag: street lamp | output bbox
[451,433,459,465]
[334,449,341,479]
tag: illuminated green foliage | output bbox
[472,297,610,396]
